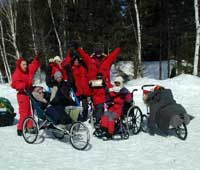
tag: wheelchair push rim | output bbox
[22,116,39,144]
[126,106,143,134]
[69,122,90,150]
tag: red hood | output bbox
[16,57,27,73]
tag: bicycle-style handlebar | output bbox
[141,84,155,90]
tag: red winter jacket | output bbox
[92,87,108,106]
[77,47,121,87]
[11,56,40,92]
[72,64,90,96]
[62,50,90,96]
[108,88,132,118]
[50,62,67,80]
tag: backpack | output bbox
[0,97,16,126]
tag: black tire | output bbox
[175,123,187,140]
[22,117,39,144]
[126,106,143,134]
[141,115,149,132]
[52,129,65,139]
[69,122,90,150]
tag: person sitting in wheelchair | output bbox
[98,76,132,140]
[143,85,193,136]
[32,70,77,128]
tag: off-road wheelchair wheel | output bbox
[22,117,39,144]
[69,122,90,150]
[175,123,187,140]
[126,106,143,134]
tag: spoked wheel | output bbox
[175,123,187,140]
[126,106,143,134]
[69,122,90,150]
[52,129,65,139]
[22,117,39,144]
[141,115,149,132]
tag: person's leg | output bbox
[100,114,109,129]
[107,112,118,136]
[80,96,88,121]
[17,95,31,135]
[93,103,104,124]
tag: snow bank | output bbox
[0,74,200,170]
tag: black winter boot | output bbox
[17,129,22,136]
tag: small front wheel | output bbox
[175,123,187,140]
[22,117,39,144]
[69,122,90,150]
[141,115,149,132]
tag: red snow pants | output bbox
[17,93,32,130]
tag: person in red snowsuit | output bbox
[62,50,90,121]
[100,76,132,140]
[77,47,121,88]
[11,53,41,136]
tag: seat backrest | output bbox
[29,95,46,120]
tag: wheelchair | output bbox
[22,91,90,150]
[92,89,143,140]
[141,84,188,140]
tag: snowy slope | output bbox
[0,74,200,170]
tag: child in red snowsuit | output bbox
[11,53,41,136]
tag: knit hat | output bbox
[94,49,103,58]
[54,71,63,80]
[54,56,62,62]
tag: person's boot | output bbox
[148,127,155,136]
[102,133,113,141]
[17,129,22,136]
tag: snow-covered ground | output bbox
[0,74,200,170]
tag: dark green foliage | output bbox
[0,0,196,77]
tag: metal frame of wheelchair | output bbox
[22,91,90,150]
[141,84,188,140]
[92,89,143,140]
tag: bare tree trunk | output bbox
[28,0,43,83]
[8,0,20,59]
[0,71,3,83]
[193,0,200,75]
[47,0,63,59]
[133,0,141,65]
[0,0,20,59]
[0,20,11,82]
[28,0,37,55]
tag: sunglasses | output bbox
[114,82,121,86]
